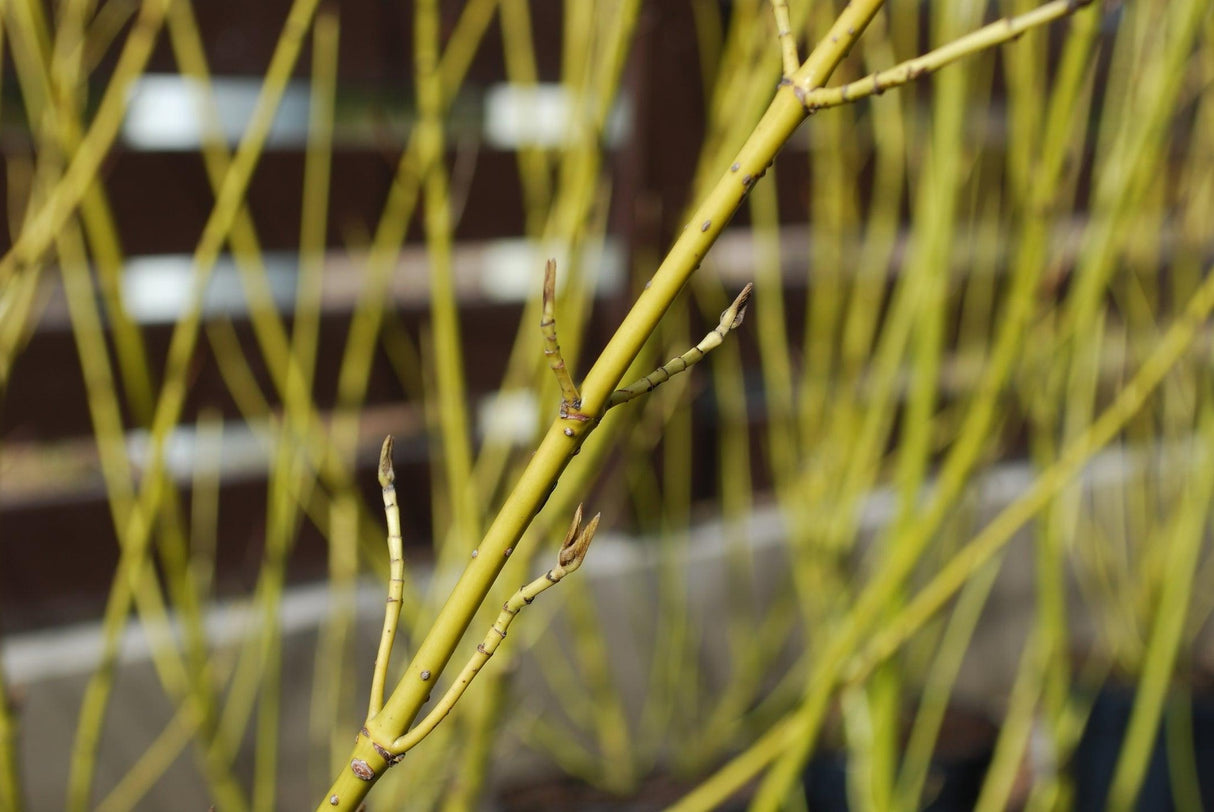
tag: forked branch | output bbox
[608,283,754,409]
[389,505,601,753]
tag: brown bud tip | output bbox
[378,436,395,488]
[721,282,755,330]
[559,511,600,571]
[560,504,584,553]
[543,259,557,307]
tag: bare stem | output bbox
[609,283,754,408]
[771,0,799,77]
[390,506,601,754]
[542,259,582,408]
[368,437,405,719]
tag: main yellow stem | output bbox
[317,3,886,808]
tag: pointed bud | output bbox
[559,512,600,572]
[543,259,558,313]
[559,504,583,554]
[378,436,395,488]
[720,282,754,330]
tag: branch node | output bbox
[389,505,603,755]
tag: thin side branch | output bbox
[789,0,1094,113]
[368,436,405,719]
[390,506,601,753]
[609,283,754,409]
[771,0,799,77]
[542,259,581,408]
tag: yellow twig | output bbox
[771,0,799,77]
[387,506,600,755]
[369,437,407,719]
[542,259,582,408]
[609,283,753,408]
[414,0,478,566]
[787,0,1095,115]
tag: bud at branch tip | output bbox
[378,436,395,488]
